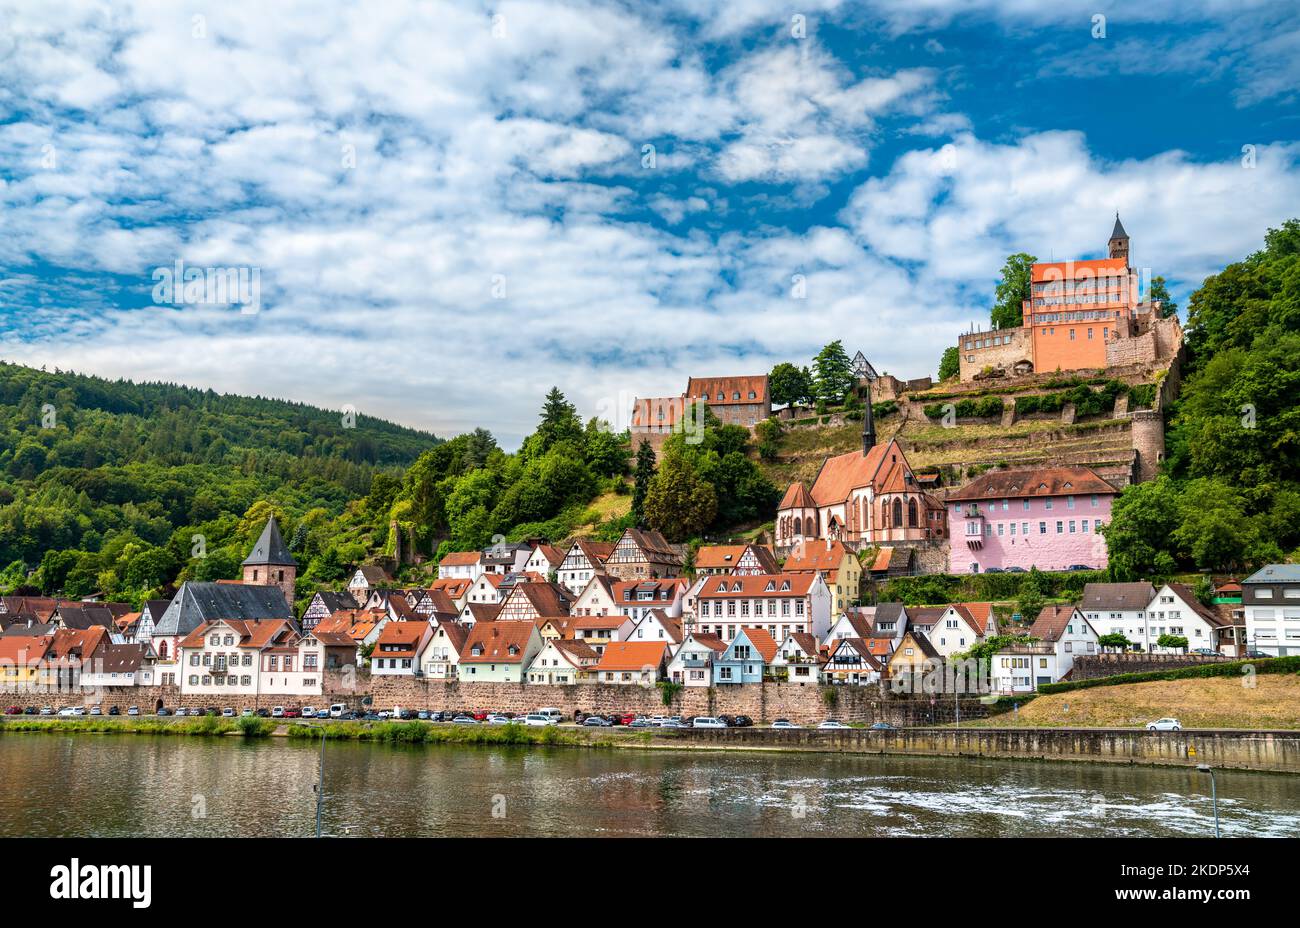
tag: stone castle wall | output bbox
[1070,653,1231,680]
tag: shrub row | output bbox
[923,396,1005,420]
[1037,655,1300,695]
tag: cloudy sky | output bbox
[1,0,1297,448]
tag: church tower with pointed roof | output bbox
[241,516,297,610]
[1108,213,1129,263]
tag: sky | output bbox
[0,0,1297,449]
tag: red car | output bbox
[615,713,635,726]
[283,708,301,718]
[4,706,22,715]
[472,710,489,721]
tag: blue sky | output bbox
[0,0,1297,448]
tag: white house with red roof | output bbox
[694,572,832,643]
[526,638,600,685]
[371,620,434,676]
[990,605,1098,693]
[458,622,542,683]
[667,632,728,685]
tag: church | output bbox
[775,403,946,555]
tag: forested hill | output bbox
[0,360,441,588]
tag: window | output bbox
[1039,522,1047,534]
[1056,521,1064,533]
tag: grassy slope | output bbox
[971,675,1300,730]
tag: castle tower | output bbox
[1108,213,1130,264]
[1131,410,1165,483]
[242,515,297,610]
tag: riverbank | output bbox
[6,716,1299,773]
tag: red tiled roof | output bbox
[374,620,431,658]
[631,396,688,429]
[808,439,908,508]
[439,551,482,567]
[783,539,851,573]
[737,627,779,663]
[686,375,768,406]
[1032,257,1128,283]
[594,641,669,672]
[461,622,534,663]
[947,465,1117,502]
[698,573,815,599]
[778,482,815,510]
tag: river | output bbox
[1,734,1296,837]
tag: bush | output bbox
[1037,655,1300,694]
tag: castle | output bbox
[956,217,1182,381]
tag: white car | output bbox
[57,707,78,717]
[221,707,235,718]
[818,720,851,730]
[522,713,557,726]
[692,717,727,729]
[770,719,802,729]
[486,714,511,725]
[301,707,316,718]
[534,708,564,724]
[271,706,285,718]
[126,706,139,716]
[1146,717,1182,731]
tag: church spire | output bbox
[862,391,876,456]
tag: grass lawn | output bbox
[967,675,1300,730]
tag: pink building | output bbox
[945,466,1117,574]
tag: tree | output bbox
[813,340,855,404]
[769,362,813,407]
[1098,632,1131,652]
[1156,633,1189,653]
[526,387,583,459]
[1102,477,1182,581]
[990,253,1036,330]
[1016,567,1047,623]
[631,439,655,527]
[938,345,960,381]
[643,451,717,541]
[1149,275,1179,319]
[755,417,783,462]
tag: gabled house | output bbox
[627,609,683,654]
[570,614,635,654]
[694,572,833,644]
[459,622,542,683]
[667,632,728,686]
[781,538,862,618]
[301,590,360,631]
[134,598,172,645]
[693,544,779,576]
[1242,564,1300,656]
[556,539,616,594]
[824,608,875,646]
[426,577,475,612]
[347,565,393,603]
[482,541,533,576]
[149,581,293,682]
[771,632,824,684]
[371,620,434,676]
[0,634,52,687]
[526,638,600,685]
[461,602,501,626]
[991,605,1098,693]
[592,641,669,685]
[1078,582,1157,650]
[523,543,566,579]
[822,638,883,685]
[495,581,573,623]
[571,575,617,617]
[417,622,469,680]
[885,629,941,680]
[178,618,310,697]
[78,642,156,688]
[929,604,992,657]
[713,627,778,685]
[1146,583,1232,653]
[436,550,483,582]
[604,528,683,581]
[612,578,688,622]
[463,572,507,610]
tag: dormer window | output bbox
[748,391,756,399]
[781,581,791,591]
[765,581,776,592]
[472,645,483,656]
[716,582,727,592]
[508,645,519,655]
[732,391,740,400]
[731,582,742,592]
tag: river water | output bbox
[1,734,1296,837]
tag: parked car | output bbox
[1146,717,1182,731]
[57,707,78,716]
[89,706,102,716]
[452,714,478,724]
[487,713,511,725]
[127,706,140,717]
[241,708,254,717]
[4,706,21,715]
[330,704,348,719]
[629,718,654,729]
[614,713,636,726]
[107,706,120,716]
[692,717,727,729]
[156,708,171,716]
[283,707,300,718]
[23,706,37,715]
[1066,564,1093,571]
[732,715,754,728]
[716,715,734,726]
[221,708,235,718]
[523,713,557,726]
[659,720,687,729]
[471,710,489,721]
[417,709,431,720]
[1004,566,1027,573]
[174,707,188,717]
[301,707,317,718]
[1244,650,1271,658]
[870,722,896,730]
[255,708,270,718]
[271,706,285,718]
[770,718,801,729]
[582,715,612,727]
[818,720,851,730]
[534,707,564,724]
[41,706,55,715]
[983,567,1004,574]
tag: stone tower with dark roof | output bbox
[1108,213,1129,263]
[241,515,297,610]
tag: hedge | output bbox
[923,396,1004,420]
[879,569,1108,606]
[1037,655,1300,694]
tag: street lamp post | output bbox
[1196,764,1220,838]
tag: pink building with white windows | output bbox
[945,466,1117,575]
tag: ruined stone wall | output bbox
[956,327,1034,382]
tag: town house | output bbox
[694,573,833,644]
[556,539,615,595]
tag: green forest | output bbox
[0,367,777,610]
[1102,218,1300,579]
